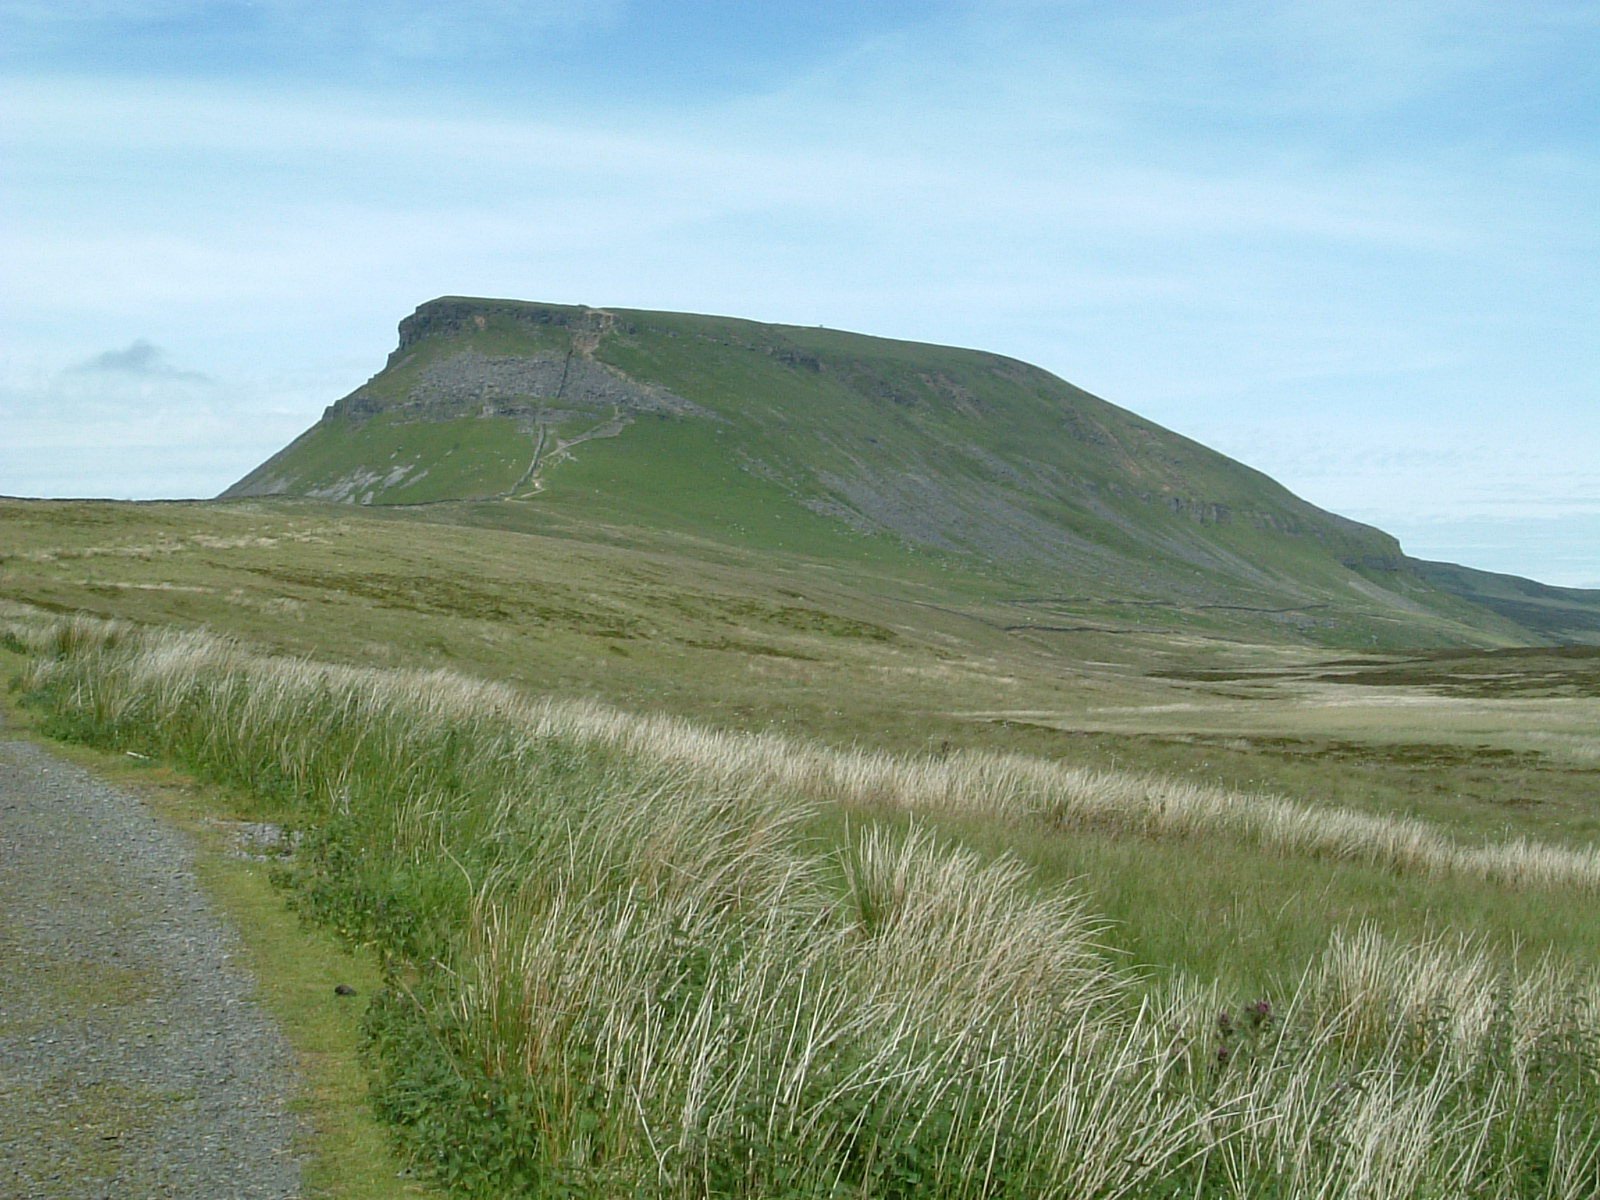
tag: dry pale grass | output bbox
[17,616,1600,1196]
[16,613,1600,896]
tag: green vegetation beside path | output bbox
[10,617,1600,1199]
[0,643,431,1200]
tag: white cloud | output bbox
[0,2,197,21]
[1183,414,1600,529]
[0,0,622,58]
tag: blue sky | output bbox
[3,0,1597,585]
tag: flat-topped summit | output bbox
[223,296,1598,646]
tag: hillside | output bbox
[1410,557,1600,644]
[225,296,1589,647]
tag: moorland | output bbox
[3,297,1599,1197]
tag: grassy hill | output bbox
[1411,556,1600,643]
[224,296,1578,649]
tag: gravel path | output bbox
[0,730,304,1199]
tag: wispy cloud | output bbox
[0,348,344,499]
[0,0,623,66]
[70,338,212,382]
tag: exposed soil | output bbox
[0,726,303,1198]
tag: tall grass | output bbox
[17,616,1600,1198]
[537,704,1600,893]
[17,612,1596,894]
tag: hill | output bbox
[1409,557,1600,644]
[225,296,1593,647]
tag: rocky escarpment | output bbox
[330,349,705,425]
[390,295,625,354]
[329,300,706,427]
[225,300,711,503]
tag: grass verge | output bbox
[0,641,432,1200]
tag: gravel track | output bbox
[0,730,304,1198]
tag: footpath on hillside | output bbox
[0,718,303,1199]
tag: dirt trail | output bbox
[0,725,303,1198]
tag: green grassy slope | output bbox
[1411,557,1600,645]
[221,296,1591,648]
[237,413,534,504]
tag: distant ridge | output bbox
[1409,558,1600,644]
[226,297,1600,648]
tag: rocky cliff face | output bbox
[329,348,703,425]
[327,299,703,427]
[390,296,620,355]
